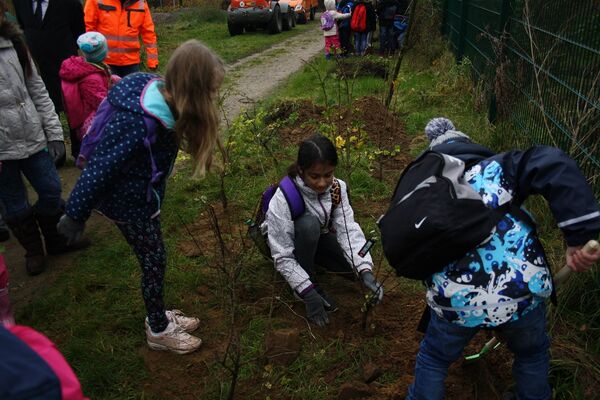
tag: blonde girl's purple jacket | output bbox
[65,72,178,224]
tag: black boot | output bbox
[5,209,46,276]
[35,211,90,255]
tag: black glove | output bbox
[302,288,330,327]
[47,141,66,163]
[56,215,85,245]
[361,271,384,304]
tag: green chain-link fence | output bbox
[441,0,600,196]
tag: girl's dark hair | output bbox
[288,134,338,177]
[0,8,33,78]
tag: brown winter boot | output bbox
[35,211,90,255]
[5,209,46,276]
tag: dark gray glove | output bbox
[57,215,85,245]
[361,271,384,304]
[302,288,330,327]
[47,141,66,163]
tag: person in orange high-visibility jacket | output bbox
[84,0,158,77]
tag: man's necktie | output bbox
[34,0,43,24]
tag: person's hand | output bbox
[57,215,85,245]
[47,141,66,163]
[361,270,384,304]
[566,243,600,272]
[302,288,330,327]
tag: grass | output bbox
[273,56,389,106]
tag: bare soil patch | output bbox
[267,95,413,184]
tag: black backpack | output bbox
[378,151,522,280]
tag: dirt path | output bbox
[3,23,326,313]
[220,24,324,127]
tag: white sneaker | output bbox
[145,309,200,333]
[146,321,202,354]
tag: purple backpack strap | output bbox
[261,184,278,215]
[141,116,163,202]
[76,98,114,169]
[279,176,305,220]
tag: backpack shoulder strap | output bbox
[279,176,305,220]
[140,114,164,202]
[330,178,342,208]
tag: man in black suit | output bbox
[12,0,85,114]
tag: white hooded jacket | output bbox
[263,175,373,293]
[322,0,351,37]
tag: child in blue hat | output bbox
[59,32,119,158]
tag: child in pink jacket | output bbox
[60,32,119,158]
[321,0,351,59]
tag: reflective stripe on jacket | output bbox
[83,0,158,68]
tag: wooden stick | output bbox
[553,240,599,283]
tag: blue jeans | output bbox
[108,64,140,77]
[354,32,368,55]
[0,150,62,218]
[379,25,395,54]
[407,304,551,400]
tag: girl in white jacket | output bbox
[264,135,383,326]
[321,0,351,59]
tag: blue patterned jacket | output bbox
[426,136,600,328]
[66,73,178,223]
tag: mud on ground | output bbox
[265,95,414,184]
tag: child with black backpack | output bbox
[262,135,383,327]
[400,118,600,400]
[321,0,351,60]
[57,40,225,355]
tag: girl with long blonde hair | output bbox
[58,40,225,354]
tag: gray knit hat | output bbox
[425,117,456,141]
[424,117,470,147]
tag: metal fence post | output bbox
[441,0,449,36]
[456,0,469,61]
[488,0,513,122]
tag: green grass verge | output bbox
[154,7,315,68]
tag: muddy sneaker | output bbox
[145,310,200,333]
[146,321,202,354]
